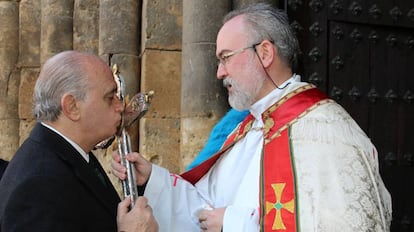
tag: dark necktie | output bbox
[89,155,108,188]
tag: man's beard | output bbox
[223,78,254,111]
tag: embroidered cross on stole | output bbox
[180,84,331,231]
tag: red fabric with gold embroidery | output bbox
[180,86,329,232]
[261,128,296,231]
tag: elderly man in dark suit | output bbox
[0,51,158,232]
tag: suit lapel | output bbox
[72,152,120,215]
[31,124,120,216]
[82,153,121,212]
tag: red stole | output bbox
[180,84,330,231]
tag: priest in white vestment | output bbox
[112,3,392,232]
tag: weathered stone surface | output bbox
[140,50,182,172]
[99,0,140,55]
[19,68,38,120]
[0,70,19,119]
[18,118,35,146]
[0,119,19,161]
[142,0,182,50]
[40,0,74,63]
[181,0,231,165]
[0,1,19,69]
[181,0,230,117]
[141,50,181,118]
[74,0,99,53]
[180,116,220,169]
[140,117,181,173]
[0,69,19,163]
[181,43,228,116]
[182,0,230,44]
[19,0,41,67]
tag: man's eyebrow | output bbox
[217,49,230,58]
[105,87,118,97]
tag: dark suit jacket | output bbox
[0,123,121,232]
[0,159,8,180]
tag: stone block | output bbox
[74,0,99,53]
[0,69,19,119]
[40,0,73,63]
[0,119,19,161]
[142,0,182,50]
[19,68,38,119]
[99,0,139,55]
[182,0,229,44]
[0,1,19,69]
[181,42,228,116]
[141,50,181,119]
[180,117,218,170]
[140,117,181,173]
[19,118,35,146]
[19,0,41,67]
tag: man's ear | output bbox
[61,93,80,121]
[257,40,275,68]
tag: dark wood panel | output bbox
[328,21,371,130]
[328,0,414,29]
[288,0,328,91]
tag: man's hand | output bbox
[111,151,152,185]
[198,207,225,232]
[117,196,158,232]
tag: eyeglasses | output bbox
[217,42,261,66]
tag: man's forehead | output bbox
[216,16,248,53]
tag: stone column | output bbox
[139,0,182,173]
[40,0,74,63]
[18,0,41,144]
[98,0,140,191]
[181,0,232,168]
[0,1,19,160]
[99,0,140,152]
[74,0,100,53]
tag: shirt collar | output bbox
[250,74,301,124]
[41,122,90,162]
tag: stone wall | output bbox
[0,0,278,192]
[0,1,20,163]
[0,0,189,193]
[140,0,183,174]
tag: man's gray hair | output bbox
[223,3,300,69]
[32,51,92,122]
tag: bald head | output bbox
[33,51,109,122]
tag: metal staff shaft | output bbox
[117,128,138,207]
[111,64,154,210]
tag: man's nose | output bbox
[216,63,228,80]
[114,96,125,112]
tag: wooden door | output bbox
[286,0,414,231]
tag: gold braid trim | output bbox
[264,99,333,144]
[230,84,331,144]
